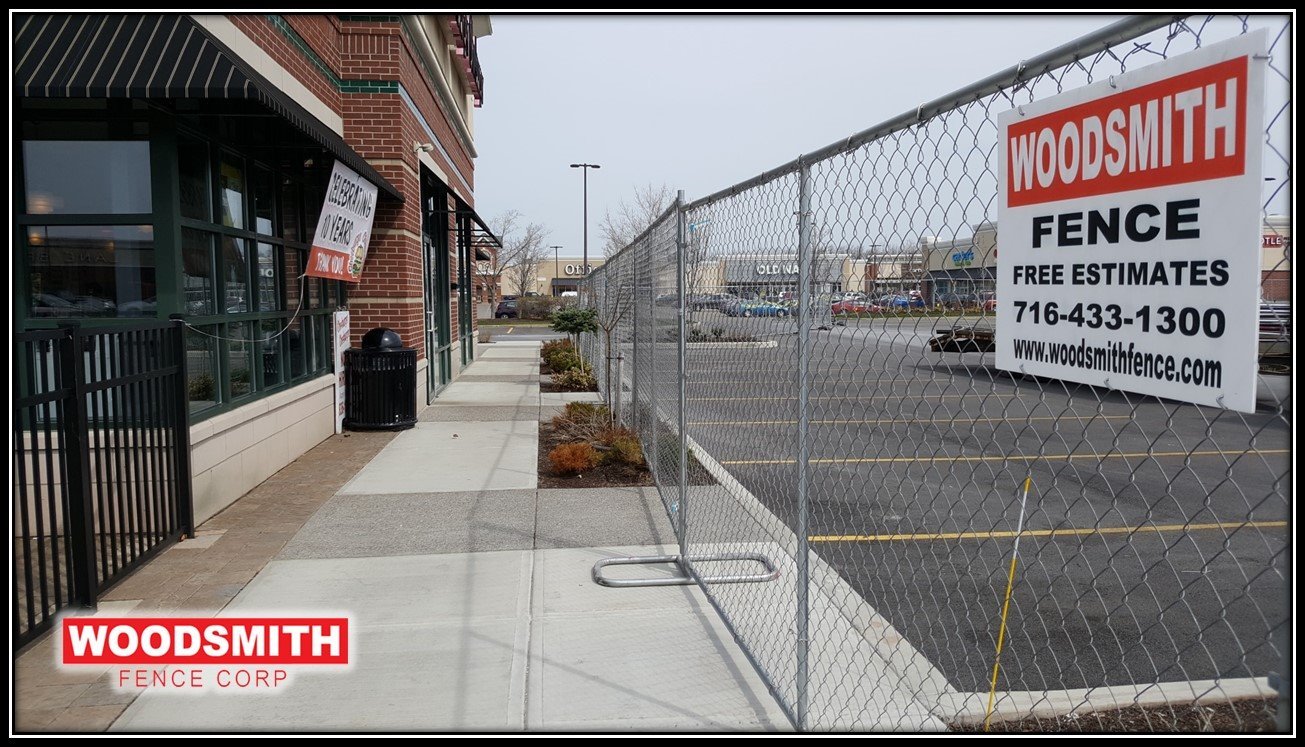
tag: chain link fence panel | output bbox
[582,14,1291,732]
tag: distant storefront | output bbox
[528,258,605,296]
[719,256,845,297]
[922,222,998,302]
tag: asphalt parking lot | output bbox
[647,310,1290,694]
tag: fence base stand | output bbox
[592,552,779,588]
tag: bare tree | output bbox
[486,210,549,298]
[599,183,674,256]
[588,265,637,419]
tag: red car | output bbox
[979,292,997,313]
[831,299,882,315]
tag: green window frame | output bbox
[13,98,346,424]
[175,130,345,419]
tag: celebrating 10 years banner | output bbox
[307,161,379,283]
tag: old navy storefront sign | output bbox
[307,161,379,283]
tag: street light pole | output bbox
[569,163,601,281]
[549,245,563,296]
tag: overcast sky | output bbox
[471,14,1286,255]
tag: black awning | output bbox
[14,13,402,202]
[453,196,502,261]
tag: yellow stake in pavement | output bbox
[985,476,1032,732]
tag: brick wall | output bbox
[224,13,483,367]
[397,47,474,194]
[229,15,342,115]
[1262,271,1290,302]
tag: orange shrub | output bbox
[549,442,599,476]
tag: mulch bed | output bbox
[537,420,716,490]
[539,380,597,394]
[951,697,1279,733]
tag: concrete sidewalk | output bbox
[102,340,790,732]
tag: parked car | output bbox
[119,297,158,316]
[978,291,997,313]
[877,294,925,310]
[30,293,79,318]
[1259,300,1290,358]
[831,298,879,315]
[935,292,980,309]
[728,300,790,318]
[495,299,519,319]
[70,295,116,315]
[688,293,741,312]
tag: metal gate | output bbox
[13,321,194,649]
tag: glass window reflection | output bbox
[26,225,155,318]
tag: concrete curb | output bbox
[944,677,1273,725]
[681,431,958,724]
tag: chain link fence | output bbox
[580,14,1291,732]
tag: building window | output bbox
[174,127,343,422]
[179,135,211,221]
[23,140,152,215]
[25,225,155,318]
[186,326,219,413]
[218,154,246,229]
[221,237,251,314]
[183,228,216,316]
[16,99,346,423]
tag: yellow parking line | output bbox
[691,415,1133,426]
[809,520,1288,543]
[719,448,1288,466]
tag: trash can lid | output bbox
[361,327,404,350]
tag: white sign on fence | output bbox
[333,310,350,434]
[996,31,1266,413]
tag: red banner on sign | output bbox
[307,245,358,282]
[1007,56,1249,207]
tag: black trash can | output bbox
[343,327,418,431]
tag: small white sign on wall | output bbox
[333,310,350,434]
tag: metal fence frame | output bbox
[13,320,194,649]
[581,13,1291,732]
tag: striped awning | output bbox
[14,13,402,202]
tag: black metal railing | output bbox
[454,14,484,104]
[13,321,193,650]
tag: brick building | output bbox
[14,14,497,522]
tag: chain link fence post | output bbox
[676,191,690,557]
[795,159,813,732]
